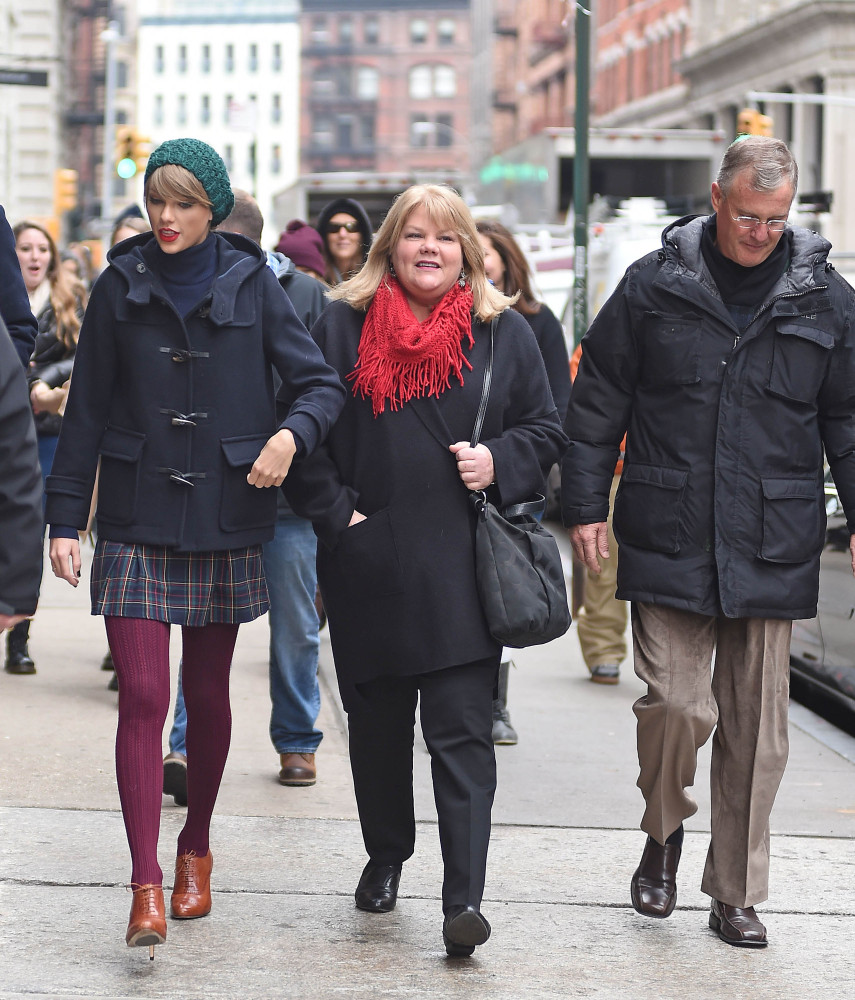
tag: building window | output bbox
[311,16,328,44]
[312,68,336,97]
[437,18,455,45]
[360,115,375,145]
[409,65,432,100]
[271,144,282,175]
[154,94,164,126]
[272,93,282,124]
[249,43,258,73]
[177,94,187,126]
[178,45,187,73]
[155,45,164,73]
[340,18,353,44]
[224,94,233,124]
[435,114,454,146]
[364,16,379,45]
[224,144,233,172]
[201,94,211,125]
[201,44,211,73]
[312,115,334,148]
[116,61,128,88]
[356,66,379,100]
[410,116,429,148]
[272,43,282,72]
[225,44,234,73]
[434,65,456,98]
[337,116,353,150]
[248,144,256,178]
[410,18,428,44]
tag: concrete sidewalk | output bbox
[1,538,854,998]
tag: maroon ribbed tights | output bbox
[105,616,238,887]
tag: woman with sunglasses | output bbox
[316,198,373,285]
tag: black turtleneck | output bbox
[701,218,791,331]
[152,233,218,318]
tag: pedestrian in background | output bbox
[110,213,151,248]
[286,183,567,957]
[562,135,855,947]
[6,220,86,676]
[45,138,344,959]
[316,197,372,285]
[162,188,330,805]
[275,219,328,285]
[0,318,42,633]
[475,218,572,745]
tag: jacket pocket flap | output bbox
[776,322,834,350]
[761,477,817,501]
[221,434,268,468]
[621,465,688,491]
[99,425,145,462]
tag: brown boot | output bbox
[630,832,681,918]
[278,752,316,786]
[171,851,213,918]
[126,884,166,959]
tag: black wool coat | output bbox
[284,302,568,707]
[562,217,855,620]
[45,232,346,551]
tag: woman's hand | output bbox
[30,381,67,415]
[248,429,297,488]
[449,442,495,491]
[50,537,81,587]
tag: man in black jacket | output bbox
[562,136,855,947]
[0,204,37,368]
[0,318,42,634]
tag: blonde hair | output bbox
[14,220,86,351]
[144,164,213,217]
[110,215,151,247]
[330,184,517,322]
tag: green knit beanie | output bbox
[144,138,234,226]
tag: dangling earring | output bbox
[389,261,397,278]
[458,269,467,288]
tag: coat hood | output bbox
[316,197,373,255]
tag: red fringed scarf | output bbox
[349,277,475,416]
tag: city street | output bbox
[2,532,854,999]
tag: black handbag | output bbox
[468,320,572,648]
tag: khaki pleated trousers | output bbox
[631,602,791,907]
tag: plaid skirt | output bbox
[90,540,269,626]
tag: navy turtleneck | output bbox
[152,233,218,318]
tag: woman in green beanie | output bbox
[45,137,345,958]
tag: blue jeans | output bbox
[168,514,323,756]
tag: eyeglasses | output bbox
[726,206,788,233]
[325,220,360,234]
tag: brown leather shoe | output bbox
[278,752,316,786]
[171,851,213,919]
[126,883,166,957]
[631,835,681,918]
[709,899,768,947]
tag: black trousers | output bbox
[347,655,499,911]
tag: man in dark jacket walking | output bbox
[562,136,855,948]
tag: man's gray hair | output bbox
[716,136,798,197]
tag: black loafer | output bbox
[442,905,491,957]
[709,899,768,947]
[354,861,401,913]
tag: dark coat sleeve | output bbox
[526,304,571,422]
[0,205,38,368]
[0,319,43,616]
[259,266,346,457]
[561,271,638,527]
[279,269,328,331]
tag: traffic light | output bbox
[115,127,151,179]
[736,108,774,138]
[53,168,79,214]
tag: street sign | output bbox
[0,68,48,87]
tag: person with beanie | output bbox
[275,220,327,283]
[315,196,373,285]
[44,137,345,959]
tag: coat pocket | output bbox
[640,314,701,387]
[96,425,145,525]
[330,507,404,598]
[220,435,277,532]
[766,321,834,404]
[614,464,688,553]
[758,476,824,563]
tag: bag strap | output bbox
[470,316,496,448]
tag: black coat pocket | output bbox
[614,464,688,553]
[96,425,145,525]
[766,322,833,404]
[220,435,277,532]
[758,476,824,563]
[640,314,701,387]
[330,508,404,598]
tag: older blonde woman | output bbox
[286,184,567,957]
